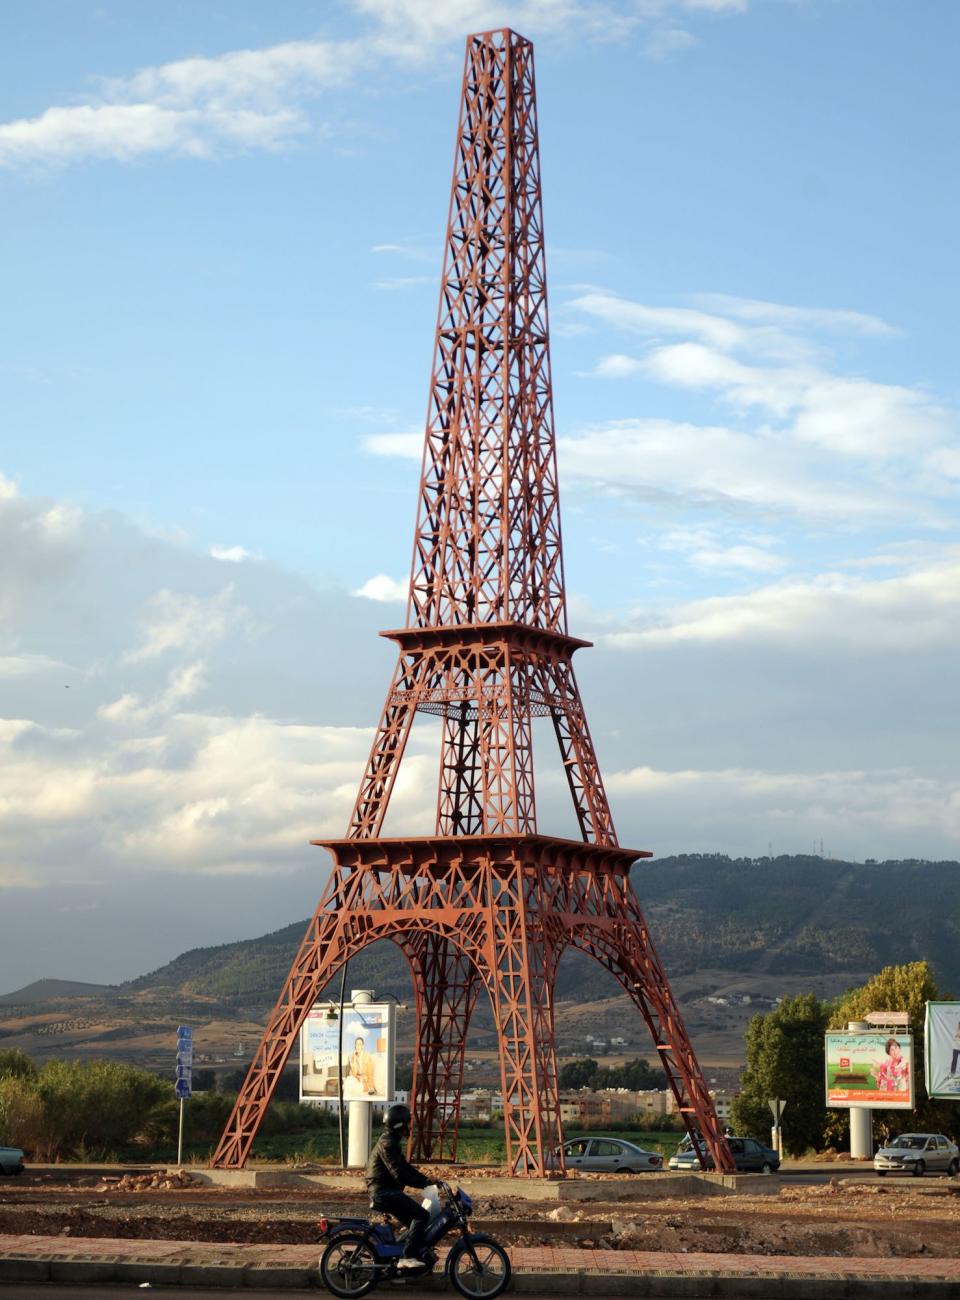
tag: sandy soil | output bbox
[2,1171,959,1259]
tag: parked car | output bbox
[874,1134,959,1177]
[0,1146,25,1176]
[669,1135,780,1174]
[561,1136,663,1173]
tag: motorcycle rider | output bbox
[366,1103,430,1269]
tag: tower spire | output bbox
[349,30,613,843]
[411,28,563,632]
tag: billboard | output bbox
[925,1002,960,1100]
[825,1031,914,1109]
[300,1002,395,1104]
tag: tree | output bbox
[730,993,829,1155]
[0,1050,37,1082]
[558,1058,599,1089]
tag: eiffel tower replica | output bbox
[213,28,733,1176]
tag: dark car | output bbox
[669,1135,779,1173]
[561,1136,663,1173]
[0,1146,25,1176]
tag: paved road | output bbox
[0,1290,784,1300]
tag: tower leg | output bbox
[403,933,480,1161]
[559,874,734,1174]
[612,926,734,1171]
[488,863,564,1175]
[211,907,346,1167]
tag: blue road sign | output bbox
[176,1025,193,1099]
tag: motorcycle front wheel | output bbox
[447,1234,512,1300]
[319,1232,380,1298]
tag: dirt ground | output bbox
[3,1170,960,1260]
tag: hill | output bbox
[0,978,116,1006]
[2,854,957,1072]
[124,853,960,1006]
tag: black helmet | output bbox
[384,1103,411,1132]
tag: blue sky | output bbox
[1,0,958,989]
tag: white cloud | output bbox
[210,544,256,563]
[99,660,207,724]
[589,352,645,379]
[122,587,250,663]
[604,551,960,650]
[0,474,17,500]
[643,341,952,460]
[371,275,432,291]
[573,293,747,350]
[643,27,697,60]
[354,574,409,602]
[0,653,66,677]
[660,528,785,574]
[606,763,960,850]
[682,0,747,10]
[569,291,960,516]
[363,431,423,459]
[0,1,749,169]
[557,418,899,519]
[0,103,305,167]
[0,867,43,890]
[694,293,897,338]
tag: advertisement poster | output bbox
[300,1002,395,1104]
[825,1031,914,1109]
[925,1003,960,1100]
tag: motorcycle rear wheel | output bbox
[320,1232,380,1298]
[447,1234,511,1300]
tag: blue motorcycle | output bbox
[318,1181,511,1299]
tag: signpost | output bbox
[768,1098,788,1158]
[176,1025,193,1166]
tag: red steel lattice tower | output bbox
[213,28,734,1176]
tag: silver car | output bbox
[0,1146,25,1176]
[561,1136,663,1173]
[874,1133,959,1177]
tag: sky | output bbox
[1,0,958,992]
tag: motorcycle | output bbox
[318,1181,511,1299]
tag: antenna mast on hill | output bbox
[212,28,733,1176]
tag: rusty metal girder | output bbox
[212,27,734,1178]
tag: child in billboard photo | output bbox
[875,1037,909,1093]
[951,1021,960,1075]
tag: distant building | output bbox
[558,1087,676,1124]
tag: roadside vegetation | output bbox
[732,961,960,1153]
[3,960,957,1164]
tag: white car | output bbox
[0,1146,25,1176]
[874,1133,959,1177]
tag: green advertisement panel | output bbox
[825,1031,913,1109]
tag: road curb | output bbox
[2,1256,960,1295]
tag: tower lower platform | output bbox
[211,835,734,1175]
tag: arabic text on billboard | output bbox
[300,1003,395,1104]
[825,1031,913,1109]
[925,1002,960,1101]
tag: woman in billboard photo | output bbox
[876,1038,909,1093]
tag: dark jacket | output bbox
[366,1129,430,1194]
